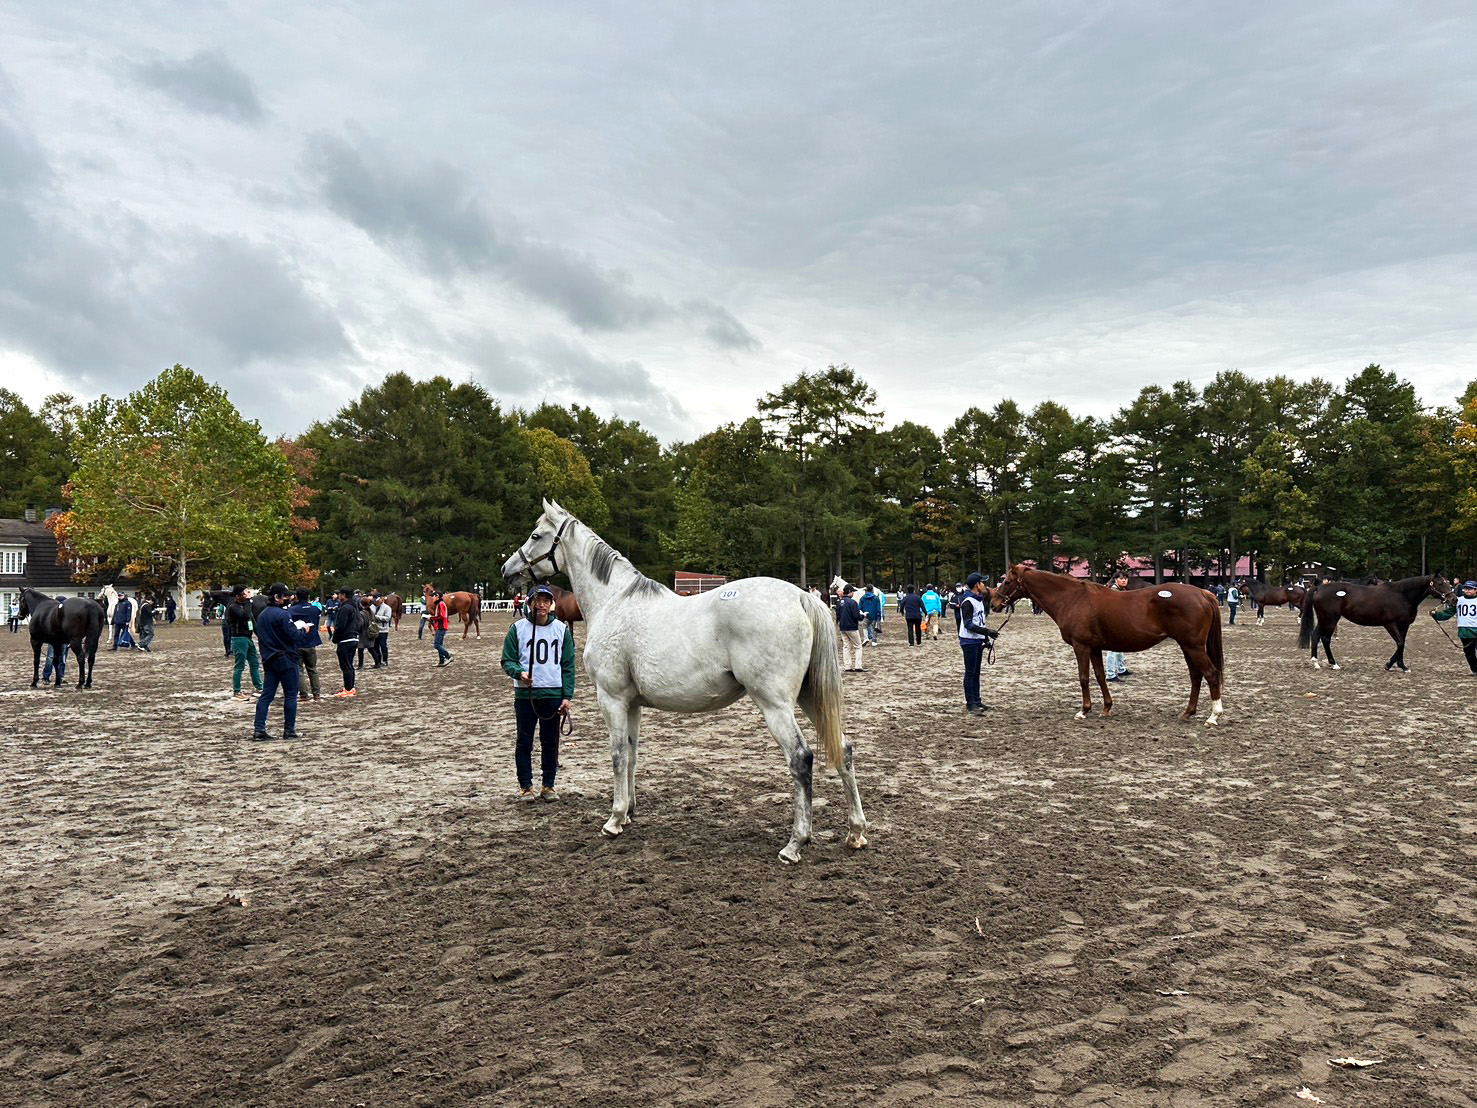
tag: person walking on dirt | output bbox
[371,595,393,668]
[109,591,132,651]
[1432,579,1477,674]
[1227,582,1241,626]
[958,572,998,715]
[922,585,943,639]
[429,590,453,667]
[252,583,311,742]
[835,585,865,671]
[289,586,324,702]
[501,584,575,802]
[135,593,156,653]
[227,586,263,701]
[329,586,359,698]
[900,586,926,646]
[858,585,883,646]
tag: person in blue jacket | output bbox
[858,585,883,645]
[921,584,943,639]
[288,586,325,702]
[253,583,311,741]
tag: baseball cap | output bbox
[533,584,555,599]
[267,583,291,599]
[965,572,986,587]
[1463,580,1477,589]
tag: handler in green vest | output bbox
[1432,578,1477,674]
[501,583,576,802]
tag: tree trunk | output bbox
[179,549,188,621]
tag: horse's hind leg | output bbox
[1090,649,1113,717]
[1384,624,1408,671]
[798,692,867,849]
[1320,630,1339,670]
[756,698,814,864]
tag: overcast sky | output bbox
[3,3,1474,444]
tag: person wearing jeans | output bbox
[252,583,310,741]
[502,585,575,801]
[958,573,997,715]
[430,591,453,666]
[226,587,262,700]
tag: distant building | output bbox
[673,571,728,596]
[0,515,145,615]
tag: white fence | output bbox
[405,600,518,614]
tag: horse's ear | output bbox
[543,497,566,517]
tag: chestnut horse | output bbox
[422,584,482,638]
[992,564,1225,725]
[1297,574,1451,671]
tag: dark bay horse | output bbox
[422,584,482,638]
[1297,574,1452,671]
[1247,581,1306,625]
[993,564,1225,724]
[20,588,104,689]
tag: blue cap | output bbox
[965,572,987,587]
[533,585,555,599]
[1462,580,1477,589]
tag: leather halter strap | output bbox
[525,517,573,581]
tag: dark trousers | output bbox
[433,628,450,662]
[336,641,357,690]
[42,643,67,682]
[515,697,562,790]
[372,631,389,666]
[298,646,320,696]
[960,640,985,709]
[1464,638,1477,674]
[906,617,923,645]
[137,624,154,651]
[1228,602,1238,625]
[255,655,300,734]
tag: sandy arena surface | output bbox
[2,602,1475,1106]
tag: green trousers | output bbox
[232,635,262,693]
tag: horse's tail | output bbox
[803,593,846,769]
[1206,600,1224,682]
[1297,585,1317,649]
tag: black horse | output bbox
[20,587,104,689]
[1297,574,1452,671]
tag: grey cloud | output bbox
[303,131,756,347]
[169,235,352,365]
[129,49,264,123]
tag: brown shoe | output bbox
[519,787,538,803]
[540,786,559,802]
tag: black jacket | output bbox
[225,600,254,638]
[332,602,360,643]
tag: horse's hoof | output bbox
[600,820,624,838]
[1102,708,1114,718]
[778,845,803,865]
[845,831,869,850]
[1204,715,1219,727]
[1330,664,1340,671]
[1073,710,1087,721]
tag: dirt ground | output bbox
[2,601,1475,1107]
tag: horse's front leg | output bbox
[599,694,636,838]
[1073,645,1094,720]
[1090,649,1113,717]
[30,642,41,688]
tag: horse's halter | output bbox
[518,517,574,582]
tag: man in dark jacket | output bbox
[836,585,865,672]
[135,594,156,653]
[329,586,360,697]
[253,583,311,741]
[900,586,926,646]
[288,586,324,702]
[109,592,132,650]
[227,586,263,700]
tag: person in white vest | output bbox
[500,583,576,802]
[1432,578,1477,673]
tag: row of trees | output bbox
[4,361,1476,602]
